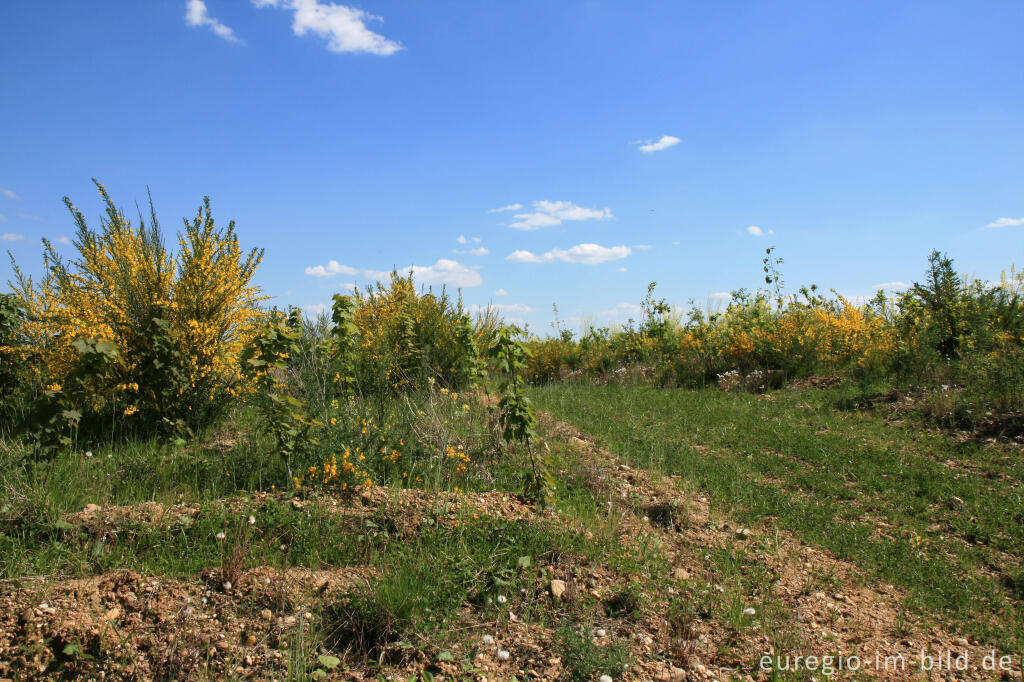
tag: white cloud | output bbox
[303,303,330,316]
[506,250,543,264]
[253,0,402,55]
[599,302,643,321]
[637,135,681,154]
[494,288,509,297]
[618,267,627,272]
[467,302,534,315]
[305,260,359,277]
[306,258,481,288]
[873,281,909,291]
[506,243,631,265]
[455,234,481,244]
[508,200,612,231]
[987,217,1024,228]
[488,203,523,213]
[746,225,775,237]
[1,233,24,241]
[410,259,482,287]
[55,236,71,245]
[1,188,18,200]
[453,246,489,256]
[185,0,241,43]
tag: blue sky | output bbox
[2,1,1022,332]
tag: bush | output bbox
[8,180,266,444]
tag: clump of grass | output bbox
[603,582,644,620]
[556,624,630,681]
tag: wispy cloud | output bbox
[506,243,631,265]
[494,288,509,297]
[303,302,330,316]
[633,244,653,250]
[987,217,1024,229]
[747,225,775,237]
[253,0,402,55]
[1,188,18,200]
[636,135,681,154]
[488,203,522,213]
[305,258,482,287]
[1,232,25,241]
[55,236,72,245]
[467,302,534,315]
[453,246,489,256]
[872,281,909,291]
[185,0,242,43]
[599,302,643,320]
[456,234,481,244]
[508,200,612,231]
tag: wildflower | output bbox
[280,544,287,551]
[45,383,62,392]
[743,607,756,616]
[216,532,226,541]
[247,515,256,525]
[123,404,138,416]
[496,595,507,604]
[496,649,510,661]
[223,581,232,591]
[600,676,613,682]
[84,451,93,458]
[481,634,495,645]
[594,628,606,638]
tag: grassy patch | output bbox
[528,382,1024,649]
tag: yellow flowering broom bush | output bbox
[340,272,480,395]
[9,180,266,442]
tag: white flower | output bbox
[595,627,606,637]
[743,607,756,616]
[280,544,287,551]
[247,515,256,525]
[496,594,507,604]
[496,649,510,661]
[215,532,226,541]
[600,676,613,682]
[481,634,495,645]
[84,451,93,458]
[223,581,232,591]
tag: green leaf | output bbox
[517,555,532,569]
[318,654,341,669]
[437,651,455,662]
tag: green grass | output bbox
[527,381,1024,649]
